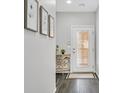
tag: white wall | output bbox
[24,0,56,93]
[56,12,96,54]
[95,8,99,77]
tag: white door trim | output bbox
[70,25,95,73]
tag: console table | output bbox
[56,54,70,87]
[56,54,70,73]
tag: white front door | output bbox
[71,25,95,72]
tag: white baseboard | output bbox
[95,72,99,79]
[53,88,56,93]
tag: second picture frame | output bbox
[40,6,48,35]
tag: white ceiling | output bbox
[56,0,99,12]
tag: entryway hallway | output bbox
[56,0,99,92]
[24,0,99,93]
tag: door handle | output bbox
[72,48,76,53]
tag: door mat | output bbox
[68,73,94,79]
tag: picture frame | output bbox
[48,15,54,38]
[24,0,38,32]
[40,6,48,35]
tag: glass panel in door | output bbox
[77,32,89,67]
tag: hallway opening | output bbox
[56,0,99,93]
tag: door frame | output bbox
[70,25,95,73]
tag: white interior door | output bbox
[71,25,95,72]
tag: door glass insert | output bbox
[77,32,89,67]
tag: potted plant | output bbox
[61,49,65,54]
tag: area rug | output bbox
[68,73,94,79]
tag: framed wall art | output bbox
[48,15,54,38]
[24,0,38,32]
[40,6,48,35]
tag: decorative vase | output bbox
[61,49,65,55]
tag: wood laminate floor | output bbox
[56,78,99,93]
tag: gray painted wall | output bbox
[95,8,99,77]
[56,12,96,54]
[24,0,56,93]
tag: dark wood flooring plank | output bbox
[56,79,99,93]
